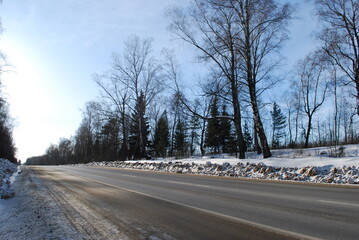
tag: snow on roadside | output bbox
[0,158,18,199]
[75,145,359,184]
[0,167,84,240]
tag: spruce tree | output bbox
[219,105,231,153]
[174,119,186,158]
[129,91,149,159]
[270,102,287,148]
[154,111,170,158]
[243,121,252,151]
[100,117,120,161]
[189,112,200,155]
[205,96,221,153]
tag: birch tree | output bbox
[315,0,359,115]
[168,0,293,158]
[168,0,248,158]
[95,35,163,160]
[296,52,330,148]
[219,0,294,158]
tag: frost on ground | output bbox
[0,158,18,199]
[0,167,84,240]
[77,145,359,184]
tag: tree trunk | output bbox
[244,11,271,159]
[254,125,262,154]
[247,67,271,158]
[304,114,312,148]
[253,104,272,158]
[317,120,321,146]
[333,70,338,145]
[272,122,275,148]
[288,108,293,145]
[138,116,144,158]
[294,108,299,144]
[230,81,246,159]
[200,118,206,156]
[170,113,177,157]
[121,110,129,160]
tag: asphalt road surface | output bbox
[30,166,359,240]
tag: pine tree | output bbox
[154,111,170,158]
[271,102,287,148]
[129,91,149,159]
[205,96,221,153]
[174,119,187,158]
[243,121,252,151]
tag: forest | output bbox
[0,26,17,164]
[0,6,16,164]
[25,0,359,165]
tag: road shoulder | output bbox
[0,167,83,240]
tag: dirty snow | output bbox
[0,167,84,240]
[77,145,359,184]
[0,158,18,199]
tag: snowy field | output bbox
[81,144,359,184]
[131,144,359,168]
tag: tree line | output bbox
[0,16,17,164]
[26,0,359,165]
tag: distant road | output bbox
[31,166,359,240]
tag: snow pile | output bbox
[0,168,85,240]
[77,160,359,184]
[0,158,18,199]
[72,145,359,184]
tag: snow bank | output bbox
[74,145,359,184]
[76,160,358,184]
[0,158,18,199]
[0,168,85,240]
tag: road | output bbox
[30,166,359,240]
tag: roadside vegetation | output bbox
[0,9,17,165]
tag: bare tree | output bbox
[94,72,131,160]
[94,35,164,160]
[219,0,294,158]
[114,36,163,159]
[168,0,248,158]
[112,35,164,107]
[295,52,330,148]
[328,64,341,145]
[168,0,294,158]
[289,82,303,145]
[314,0,359,115]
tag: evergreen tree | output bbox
[189,112,200,155]
[74,122,93,164]
[129,91,149,159]
[219,104,232,153]
[0,90,16,163]
[205,96,221,153]
[101,117,120,161]
[174,119,187,158]
[243,121,252,151]
[271,102,287,148]
[154,111,170,158]
[0,121,16,163]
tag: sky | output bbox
[0,0,317,161]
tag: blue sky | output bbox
[0,0,317,161]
